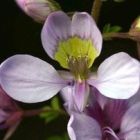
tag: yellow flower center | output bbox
[54,37,97,80]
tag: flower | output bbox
[0,87,23,140]
[68,88,140,140]
[0,11,139,112]
[129,16,140,41]
[130,16,140,31]
[15,0,61,23]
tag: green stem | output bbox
[103,32,140,59]
[23,108,67,117]
[91,0,102,23]
[103,32,135,40]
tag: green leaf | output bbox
[51,96,60,110]
[103,24,122,33]
[40,110,59,123]
[103,24,111,33]
[39,97,64,123]
[109,26,122,32]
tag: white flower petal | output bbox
[68,113,102,140]
[41,11,71,58]
[128,88,140,107]
[88,52,140,99]
[0,55,68,103]
[61,86,76,114]
[71,12,102,55]
[120,102,140,140]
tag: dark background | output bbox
[0,0,140,139]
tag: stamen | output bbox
[68,56,90,81]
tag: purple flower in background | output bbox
[68,88,140,140]
[0,87,23,140]
[0,11,139,112]
[15,0,61,23]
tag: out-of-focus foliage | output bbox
[48,133,69,140]
[103,24,122,33]
[51,96,61,110]
[40,96,63,123]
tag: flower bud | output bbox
[131,16,140,30]
[15,0,61,23]
[129,16,140,41]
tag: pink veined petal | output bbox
[15,0,53,23]
[128,88,140,107]
[67,113,102,140]
[59,71,76,113]
[25,2,50,22]
[85,100,104,128]
[0,86,17,109]
[0,55,69,103]
[90,87,108,109]
[120,102,140,140]
[61,86,76,114]
[0,110,9,123]
[68,115,76,140]
[103,99,128,130]
[88,52,140,99]
[71,12,102,55]
[103,127,120,140]
[41,11,71,59]
[72,82,90,112]
[61,82,90,113]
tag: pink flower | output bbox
[68,88,140,140]
[0,87,23,140]
[15,0,61,23]
[0,12,139,112]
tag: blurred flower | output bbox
[0,87,23,140]
[68,88,140,140]
[129,16,140,41]
[130,16,140,30]
[15,0,61,23]
[0,11,139,112]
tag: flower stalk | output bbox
[103,32,140,41]
[91,0,102,23]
